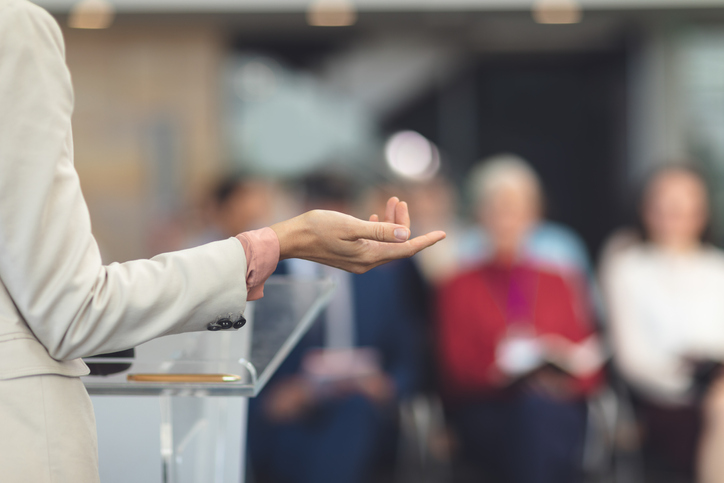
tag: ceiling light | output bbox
[307,0,357,28]
[532,0,582,25]
[68,0,115,29]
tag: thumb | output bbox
[357,220,410,243]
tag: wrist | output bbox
[271,214,309,260]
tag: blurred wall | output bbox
[62,22,227,262]
[55,6,724,262]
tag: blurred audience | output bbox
[459,154,594,279]
[189,174,276,245]
[458,154,600,321]
[602,166,724,482]
[247,173,427,483]
[436,156,603,483]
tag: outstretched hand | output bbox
[271,197,446,274]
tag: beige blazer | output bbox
[0,1,250,480]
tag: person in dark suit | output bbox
[247,175,426,483]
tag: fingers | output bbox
[395,201,410,229]
[358,219,410,243]
[404,230,446,254]
[369,214,379,222]
[367,230,446,262]
[333,229,446,274]
[384,197,399,223]
[384,197,410,228]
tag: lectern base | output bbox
[92,395,247,483]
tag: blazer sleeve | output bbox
[0,0,250,361]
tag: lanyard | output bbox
[481,264,540,329]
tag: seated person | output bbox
[602,166,724,482]
[458,154,601,319]
[190,173,276,245]
[436,157,603,483]
[247,174,425,483]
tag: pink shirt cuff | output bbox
[236,227,280,301]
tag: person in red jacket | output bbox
[436,157,602,483]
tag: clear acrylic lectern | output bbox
[82,277,335,483]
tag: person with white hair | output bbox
[435,153,603,483]
[459,153,594,284]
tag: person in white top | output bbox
[603,166,724,482]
